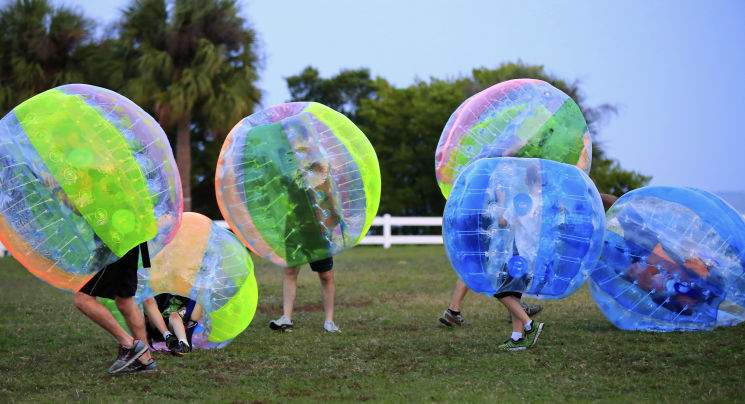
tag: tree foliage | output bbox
[115,0,261,212]
[0,0,93,114]
[0,0,261,217]
[287,66,376,120]
[286,62,651,216]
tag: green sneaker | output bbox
[525,322,545,347]
[498,337,530,351]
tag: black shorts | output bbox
[79,244,141,299]
[494,291,523,299]
[310,257,333,273]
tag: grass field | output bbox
[1,245,744,402]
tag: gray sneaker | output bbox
[324,320,341,333]
[506,302,543,322]
[116,358,158,375]
[439,309,465,327]
[108,340,148,375]
[523,302,543,317]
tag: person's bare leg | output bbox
[283,267,300,320]
[168,312,188,342]
[448,279,469,312]
[115,296,152,362]
[600,193,619,211]
[73,292,133,347]
[318,270,335,322]
[499,295,531,334]
[143,297,168,335]
[190,304,203,322]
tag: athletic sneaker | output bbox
[505,302,543,322]
[175,340,191,355]
[439,309,465,327]
[117,359,157,375]
[525,322,545,347]
[165,334,179,354]
[269,315,293,332]
[108,340,148,374]
[324,320,341,333]
[523,302,543,316]
[498,337,530,352]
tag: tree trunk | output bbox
[176,116,192,212]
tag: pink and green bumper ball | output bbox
[134,212,258,349]
[0,84,182,291]
[216,102,381,267]
[435,79,592,199]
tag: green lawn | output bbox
[1,246,744,402]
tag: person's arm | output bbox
[600,193,619,211]
[143,297,169,334]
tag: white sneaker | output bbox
[269,315,293,332]
[323,320,340,333]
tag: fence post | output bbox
[383,213,392,249]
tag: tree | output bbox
[355,78,468,215]
[286,66,376,120]
[0,0,93,114]
[116,0,261,212]
[589,147,651,196]
[287,62,651,216]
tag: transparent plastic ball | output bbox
[0,84,182,290]
[436,79,592,199]
[443,157,605,299]
[216,102,380,267]
[590,187,745,331]
[134,212,258,349]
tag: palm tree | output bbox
[0,0,93,114]
[119,0,261,211]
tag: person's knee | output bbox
[114,296,136,313]
[284,267,299,279]
[318,270,334,284]
[73,292,93,310]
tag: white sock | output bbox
[511,331,523,341]
[179,338,189,346]
[162,331,172,339]
[524,320,533,332]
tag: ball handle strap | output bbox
[139,242,151,269]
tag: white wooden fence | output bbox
[359,214,443,248]
[217,214,443,249]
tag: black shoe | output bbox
[108,340,148,374]
[176,340,191,355]
[116,358,157,375]
[165,334,179,354]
